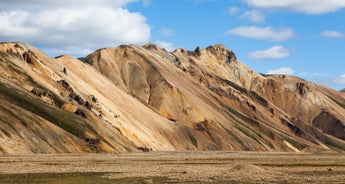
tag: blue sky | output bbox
[0,0,344,90]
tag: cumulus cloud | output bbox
[0,0,151,56]
[0,0,139,10]
[240,10,265,23]
[161,28,175,37]
[248,46,290,59]
[242,0,345,14]
[267,67,295,75]
[154,41,177,52]
[225,26,294,41]
[320,30,344,38]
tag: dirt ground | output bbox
[0,151,344,183]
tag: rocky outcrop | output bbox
[312,112,345,140]
[205,44,237,64]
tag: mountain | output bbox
[0,42,344,154]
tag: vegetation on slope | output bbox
[0,82,95,139]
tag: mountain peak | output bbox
[143,42,161,51]
[205,44,237,63]
[208,43,227,50]
[0,42,27,52]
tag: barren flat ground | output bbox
[0,152,344,183]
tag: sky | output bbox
[0,0,344,90]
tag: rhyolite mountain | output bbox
[0,42,345,154]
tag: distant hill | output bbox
[0,42,344,154]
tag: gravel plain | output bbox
[0,151,344,183]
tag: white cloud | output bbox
[248,46,290,60]
[332,74,345,84]
[44,47,95,57]
[228,7,239,15]
[316,74,345,90]
[154,41,176,52]
[267,67,295,75]
[0,0,140,10]
[225,26,294,41]
[242,0,345,14]
[0,0,151,56]
[240,10,265,23]
[320,30,344,38]
[298,72,325,77]
[161,28,175,37]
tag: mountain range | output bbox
[0,42,345,154]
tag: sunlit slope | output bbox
[0,42,344,154]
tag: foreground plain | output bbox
[0,152,344,183]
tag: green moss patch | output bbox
[0,172,171,184]
[328,96,345,110]
[0,83,90,138]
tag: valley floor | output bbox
[0,152,344,183]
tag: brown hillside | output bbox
[0,42,344,154]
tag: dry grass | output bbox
[0,152,344,183]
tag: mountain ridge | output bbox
[0,41,344,154]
